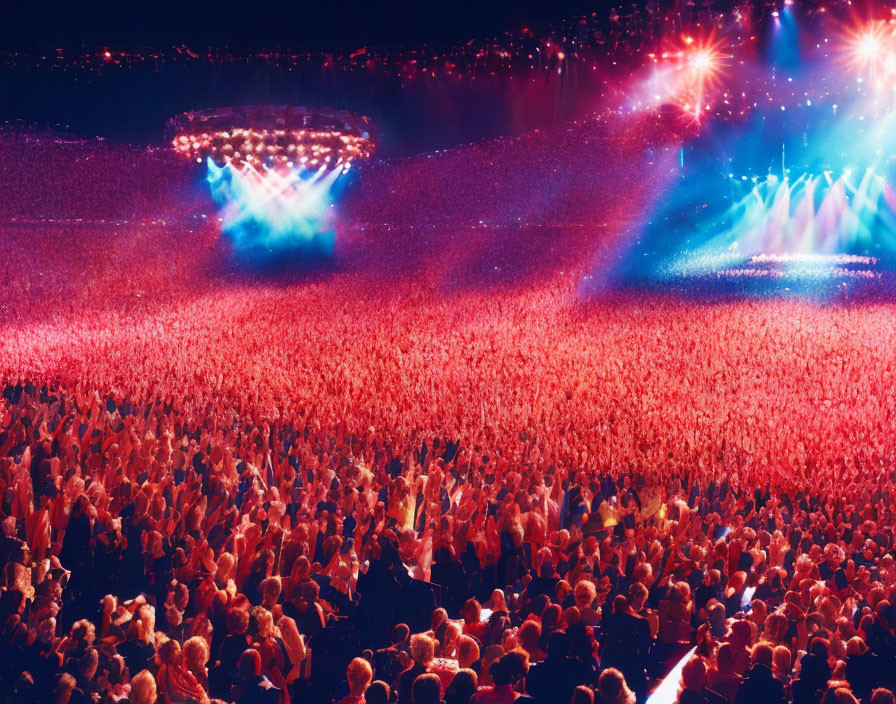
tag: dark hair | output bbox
[365,680,390,704]
[238,649,262,679]
[445,669,477,704]
[548,630,572,659]
[412,673,442,704]
[809,637,830,659]
[490,651,528,686]
[392,623,410,644]
[572,685,595,704]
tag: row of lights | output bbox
[171,128,373,168]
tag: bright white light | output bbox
[691,50,713,72]
[848,22,896,81]
[857,33,883,62]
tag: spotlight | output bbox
[846,21,896,79]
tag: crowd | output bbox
[3,94,896,704]
[345,111,672,230]
[0,131,207,223]
[2,363,896,704]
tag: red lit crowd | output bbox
[2,371,896,704]
[3,105,896,704]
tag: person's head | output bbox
[299,578,320,604]
[556,580,572,603]
[846,636,868,657]
[461,598,481,624]
[517,620,541,654]
[346,657,373,696]
[165,606,183,629]
[183,636,209,671]
[412,673,442,704]
[37,617,56,644]
[156,639,182,666]
[716,643,736,673]
[673,581,691,603]
[809,637,831,659]
[574,580,597,609]
[826,687,860,704]
[431,607,449,632]
[489,589,507,612]
[562,606,581,628]
[238,649,262,680]
[225,608,250,636]
[571,685,594,704]
[772,645,792,675]
[871,689,896,704]
[597,668,635,704]
[444,669,477,704]
[729,619,752,648]
[750,600,768,626]
[252,607,277,639]
[490,650,529,687]
[681,657,707,693]
[53,673,76,704]
[129,670,157,704]
[438,621,461,656]
[410,633,436,666]
[763,612,787,643]
[629,582,648,611]
[456,635,480,669]
[260,576,282,605]
[392,623,410,645]
[542,603,562,632]
[70,619,96,650]
[102,653,128,687]
[751,642,774,669]
[365,681,390,704]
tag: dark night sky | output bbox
[11,0,599,50]
[5,0,617,154]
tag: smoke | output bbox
[206,158,347,266]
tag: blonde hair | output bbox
[410,633,435,665]
[130,669,158,704]
[346,657,374,694]
[135,605,156,643]
[216,552,236,582]
[439,621,461,654]
[252,607,279,639]
[598,668,636,704]
[183,636,210,669]
[772,645,792,674]
[277,616,307,668]
[457,635,480,668]
[574,580,597,608]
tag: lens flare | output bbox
[632,35,729,121]
[845,20,896,83]
[682,38,728,120]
